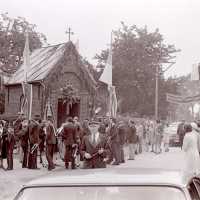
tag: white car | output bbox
[14,168,200,200]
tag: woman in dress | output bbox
[182,123,200,175]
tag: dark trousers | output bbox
[7,148,13,170]
[111,142,121,164]
[179,134,185,149]
[119,144,125,162]
[22,145,28,168]
[28,144,37,169]
[46,144,54,170]
[64,145,75,169]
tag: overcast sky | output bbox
[1,0,200,77]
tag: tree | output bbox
[95,22,180,119]
[0,12,47,74]
[0,13,47,114]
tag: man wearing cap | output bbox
[28,115,40,169]
[109,118,121,165]
[81,122,108,169]
[127,120,137,160]
[61,117,77,169]
[13,112,25,163]
[177,120,186,149]
[45,117,56,170]
[16,119,29,168]
[6,126,15,170]
[118,121,126,163]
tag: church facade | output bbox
[4,42,107,127]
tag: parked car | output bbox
[167,122,181,147]
[14,168,200,200]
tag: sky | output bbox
[1,0,200,77]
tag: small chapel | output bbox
[3,41,109,127]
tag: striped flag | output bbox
[108,85,117,118]
[166,93,200,104]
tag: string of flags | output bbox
[166,93,200,104]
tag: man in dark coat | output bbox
[81,123,108,169]
[45,118,56,170]
[61,117,77,169]
[13,112,24,135]
[177,120,186,149]
[127,120,137,160]
[6,126,15,170]
[28,115,40,169]
[13,112,24,163]
[38,120,46,164]
[109,118,121,165]
[118,121,126,163]
[16,119,29,168]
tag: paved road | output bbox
[0,147,185,200]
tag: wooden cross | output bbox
[66,27,74,41]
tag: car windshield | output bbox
[15,186,186,200]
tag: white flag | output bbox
[99,47,112,86]
[191,63,200,81]
[23,32,30,82]
[21,32,32,120]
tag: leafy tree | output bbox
[0,12,47,74]
[95,22,180,119]
[0,13,47,114]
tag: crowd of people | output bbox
[0,112,171,171]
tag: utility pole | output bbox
[154,62,175,121]
[154,42,175,121]
[155,64,159,121]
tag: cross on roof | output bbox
[66,27,74,41]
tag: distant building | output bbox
[3,41,108,127]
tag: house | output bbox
[4,41,100,127]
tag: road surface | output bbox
[0,147,185,200]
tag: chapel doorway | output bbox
[57,99,80,128]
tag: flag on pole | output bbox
[99,32,117,118]
[23,32,30,82]
[21,32,33,120]
[99,47,112,86]
[191,63,200,81]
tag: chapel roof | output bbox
[6,42,97,88]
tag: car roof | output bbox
[24,168,195,188]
